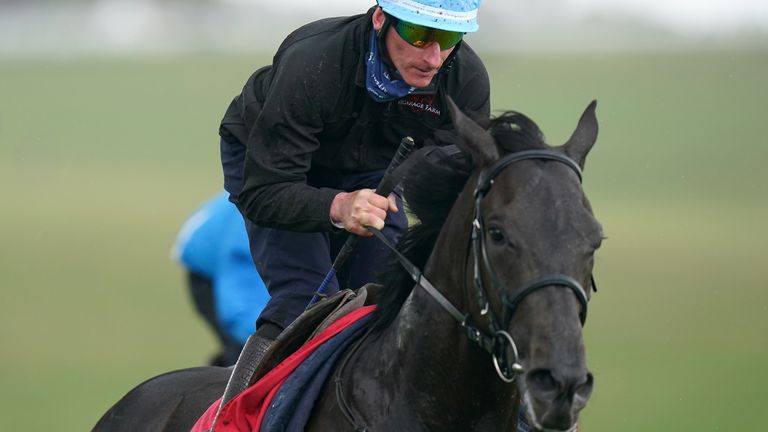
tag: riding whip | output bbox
[308,136,416,307]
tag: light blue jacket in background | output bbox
[172,191,269,345]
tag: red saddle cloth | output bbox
[191,305,377,432]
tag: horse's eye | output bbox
[487,227,506,244]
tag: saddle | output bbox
[196,284,384,432]
[247,283,379,386]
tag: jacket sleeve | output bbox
[237,44,343,232]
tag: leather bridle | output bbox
[336,149,598,430]
[469,149,591,382]
[370,149,594,383]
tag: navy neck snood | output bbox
[365,30,415,102]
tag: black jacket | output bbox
[220,8,490,232]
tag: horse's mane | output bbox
[369,111,548,333]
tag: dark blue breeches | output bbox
[242,170,407,332]
[221,136,407,332]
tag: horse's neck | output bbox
[353,287,514,429]
[349,187,519,429]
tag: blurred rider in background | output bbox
[172,191,270,366]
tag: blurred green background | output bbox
[1,46,767,432]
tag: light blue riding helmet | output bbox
[377,0,481,33]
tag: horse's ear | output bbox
[446,96,498,167]
[563,100,599,169]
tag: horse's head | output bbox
[449,99,602,431]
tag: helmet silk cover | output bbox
[377,0,481,33]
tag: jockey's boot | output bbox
[210,330,275,428]
[218,332,273,406]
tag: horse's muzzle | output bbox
[520,368,594,432]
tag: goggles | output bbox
[392,18,464,50]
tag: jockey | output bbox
[219,0,489,359]
[172,191,270,366]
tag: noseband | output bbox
[369,149,593,383]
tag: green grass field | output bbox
[1,51,766,431]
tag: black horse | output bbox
[94,100,601,432]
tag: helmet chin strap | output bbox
[376,12,398,75]
[374,9,461,93]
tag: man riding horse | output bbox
[219,0,490,364]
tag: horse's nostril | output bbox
[575,372,594,400]
[527,369,560,394]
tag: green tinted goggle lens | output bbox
[394,20,464,49]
